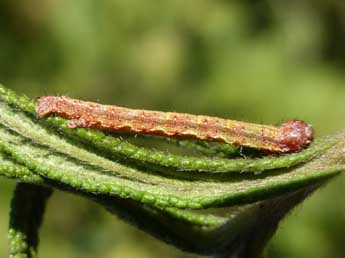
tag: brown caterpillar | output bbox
[36,96,314,153]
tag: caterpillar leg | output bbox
[67,118,90,128]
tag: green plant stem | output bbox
[8,183,52,258]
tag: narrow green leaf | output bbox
[0,84,344,258]
[0,85,332,174]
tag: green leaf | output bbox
[0,84,344,258]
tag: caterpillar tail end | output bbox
[36,96,56,118]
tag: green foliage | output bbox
[0,85,344,258]
[9,184,52,258]
[0,1,345,258]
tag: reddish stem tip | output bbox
[279,120,314,152]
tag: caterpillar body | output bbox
[36,96,313,153]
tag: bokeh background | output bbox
[0,1,345,257]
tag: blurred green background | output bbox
[0,1,345,257]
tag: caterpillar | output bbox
[36,96,313,153]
